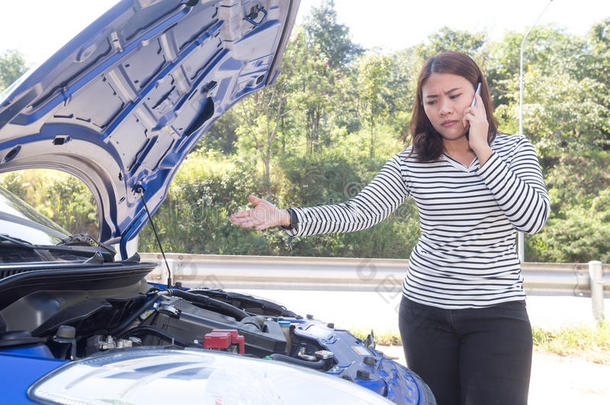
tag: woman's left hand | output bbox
[463,92,492,165]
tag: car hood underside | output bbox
[0,0,299,257]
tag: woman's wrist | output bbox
[280,208,299,230]
[280,209,291,227]
[475,145,493,166]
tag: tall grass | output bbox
[351,322,610,365]
[532,322,610,364]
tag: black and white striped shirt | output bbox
[287,133,550,309]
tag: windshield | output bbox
[0,186,69,245]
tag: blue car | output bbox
[0,1,435,403]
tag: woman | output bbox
[229,51,550,405]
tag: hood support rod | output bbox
[136,186,173,288]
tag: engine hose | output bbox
[187,289,299,318]
[109,293,161,336]
[170,289,249,321]
[120,325,190,347]
[269,353,327,370]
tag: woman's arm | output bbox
[230,154,410,236]
[286,155,410,237]
[477,137,550,234]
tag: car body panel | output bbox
[26,348,396,404]
[0,353,66,404]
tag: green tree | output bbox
[299,0,365,151]
[234,83,292,194]
[5,21,608,264]
[383,48,419,135]
[488,22,610,262]
[285,28,336,153]
[0,49,27,91]
[583,18,609,86]
[491,24,609,153]
[529,189,610,263]
[488,25,592,109]
[414,27,487,63]
[357,53,393,158]
[195,109,239,154]
[302,0,364,70]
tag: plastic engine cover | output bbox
[291,318,434,405]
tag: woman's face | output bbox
[421,72,477,142]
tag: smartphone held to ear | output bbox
[471,82,481,107]
[466,82,482,139]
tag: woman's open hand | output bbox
[229,195,290,230]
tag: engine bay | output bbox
[1,282,372,375]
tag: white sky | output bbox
[0,0,608,67]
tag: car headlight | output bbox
[28,347,393,404]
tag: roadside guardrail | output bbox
[140,253,609,321]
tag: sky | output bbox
[0,0,608,67]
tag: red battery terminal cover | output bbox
[203,329,245,354]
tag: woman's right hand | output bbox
[229,194,290,230]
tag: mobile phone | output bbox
[471,82,481,107]
[466,82,482,139]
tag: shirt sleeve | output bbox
[286,154,410,237]
[477,138,550,234]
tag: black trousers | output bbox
[398,297,532,405]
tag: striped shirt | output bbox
[287,133,550,309]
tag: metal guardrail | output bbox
[140,253,609,320]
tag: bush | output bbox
[138,147,420,258]
[138,153,271,254]
[0,170,98,238]
[528,189,610,263]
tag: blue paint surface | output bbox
[0,352,65,404]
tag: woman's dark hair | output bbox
[408,51,498,161]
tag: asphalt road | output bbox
[229,288,609,333]
[375,345,610,405]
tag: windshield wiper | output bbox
[58,234,116,255]
[0,234,58,262]
[0,234,34,247]
[0,233,115,263]
[57,233,117,263]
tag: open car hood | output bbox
[0,0,299,257]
